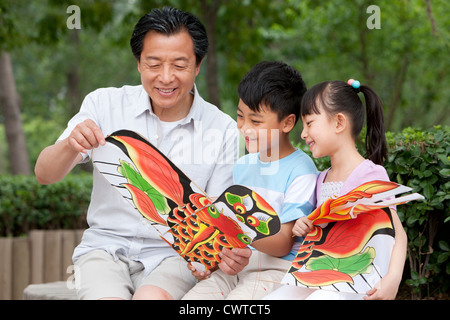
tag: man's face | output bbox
[138,30,201,120]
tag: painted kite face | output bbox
[217,185,280,241]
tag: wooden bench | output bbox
[0,229,84,300]
[23,281,79,300]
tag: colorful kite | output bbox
[93,130,281,272]
[282,181,424,294]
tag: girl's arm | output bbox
[364,208,407,300]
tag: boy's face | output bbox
[236,99,284,156]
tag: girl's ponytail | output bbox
[360,85,387,165]
[303,79,388,165]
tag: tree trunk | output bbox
[387,54,410,131]
[200,0,221,109]
[0,51,31,175]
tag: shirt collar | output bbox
[134,84,203,131]
[182,84,202,131]
[134,85,152,117]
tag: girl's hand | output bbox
[292,216,313,237]
[363,273,400,300]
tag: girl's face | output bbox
[301,105,338,159]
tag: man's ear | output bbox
[282,114,296,133]
[195,59,203,76]
[335,113,347,133]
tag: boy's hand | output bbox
[292,216,313,237]
[187,264,211,281]
[187,247,252,280]
[218,247,252,275]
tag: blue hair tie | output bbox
[347,79,361,93]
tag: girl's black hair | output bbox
[301,81,387,165]
[130,7,208,65]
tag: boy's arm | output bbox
[252,172,317,257]
[251,221,296,257]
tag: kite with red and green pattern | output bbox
[282,180,424,294]
[93,130,280,272]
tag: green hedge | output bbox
[0,174,91,237]
[385,126,450,298]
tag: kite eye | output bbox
[233,202,246,214]
[207,205,220,218]
[237,233,252,245]
[247,216,260,227]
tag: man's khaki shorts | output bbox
[182,251,291,300]
[74,249,197,300]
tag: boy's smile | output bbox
[237,99,295,161]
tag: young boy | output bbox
[182,61,318,300]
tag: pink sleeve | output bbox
[340,160,390,195]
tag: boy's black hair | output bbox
[237,61,307,124]
[130,7,208,65]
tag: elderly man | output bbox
[35,7,250,300]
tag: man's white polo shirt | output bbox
[58,84,239,274]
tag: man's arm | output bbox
[35,119,105,184]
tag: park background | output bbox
[0,0,448,299]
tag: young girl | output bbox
[266,79,407,300]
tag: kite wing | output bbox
[282,180,424,294]
[93,129,281,272]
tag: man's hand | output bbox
[35,118,104,184]
[218,247,252,275]
[68,119,105,153]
